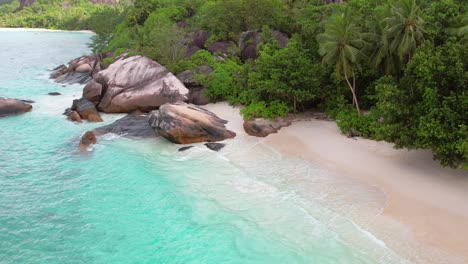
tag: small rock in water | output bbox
[178,146,194,152]
[79,131,97,151]
[48,92,61,96]
[204,143,225,151]
[19,99,35,104]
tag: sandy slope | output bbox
[205,102,468,264]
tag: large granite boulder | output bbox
[148,102,236,144]
[0,98,32,117]
[71,98,103,122]
[94,56,189,113]
[93,111,157,138]
[243,118,291,137]
[50,52,112,85]
[176,65,213,105]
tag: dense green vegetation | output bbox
[1,0,467,168]
[0,0,127,32]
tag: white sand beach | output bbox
[0,27,94,34]
[206,102,468,264]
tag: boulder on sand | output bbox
[243,118,291,137]
[148,102,236,144]
[94,56,189,113]
[0,97,32,117]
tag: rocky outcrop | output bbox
[238,30,289,61]
[148,102,236,144]
[243,118,291,137]
[94,56,189,113]
[15,0,35,12]
[93,111,157,138]
[176,65,213,105]
[79,131,97,151]
[70,98,103,122]
[207,41,237,57]
[50,52,112,85]
[0,97,32,117]
[191,30,209,49]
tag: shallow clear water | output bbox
[0,29,410,263]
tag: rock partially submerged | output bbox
[94,56,189,113]
[0,98,33,117]
[82,80,102,105]
[148,102,236,144]
[204,143,225,151]
[93,112,157,138]
[70,98,103,122]
[48,92,61,96]
[243,118,291,137]
[79,131,97,151]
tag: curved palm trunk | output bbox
[344,71,361,115]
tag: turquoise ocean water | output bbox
[0,29,410,264]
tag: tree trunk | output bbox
[344,71,361,115]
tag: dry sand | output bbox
[206,102,468,264]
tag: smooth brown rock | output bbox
[83,81,102,105]
[95,56,189,113]
[71,98,103,122]
[75,63,93,73]
[148,102,236,144]
[79,131,97,150]
[0,98,32,117]
[67,111,83,123]
[243,118,291,137]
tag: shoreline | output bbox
[265,120,468,263]
[205,103,468,264]
[0,27,94,34]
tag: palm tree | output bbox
[367,6,403,75]
[385,0,425,63]
[317,10,366,115]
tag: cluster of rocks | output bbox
[50,52,113,85]
[64,97,103,123]
[79,102,235,151]
[48,49,301,152]
[184,28,289,61]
